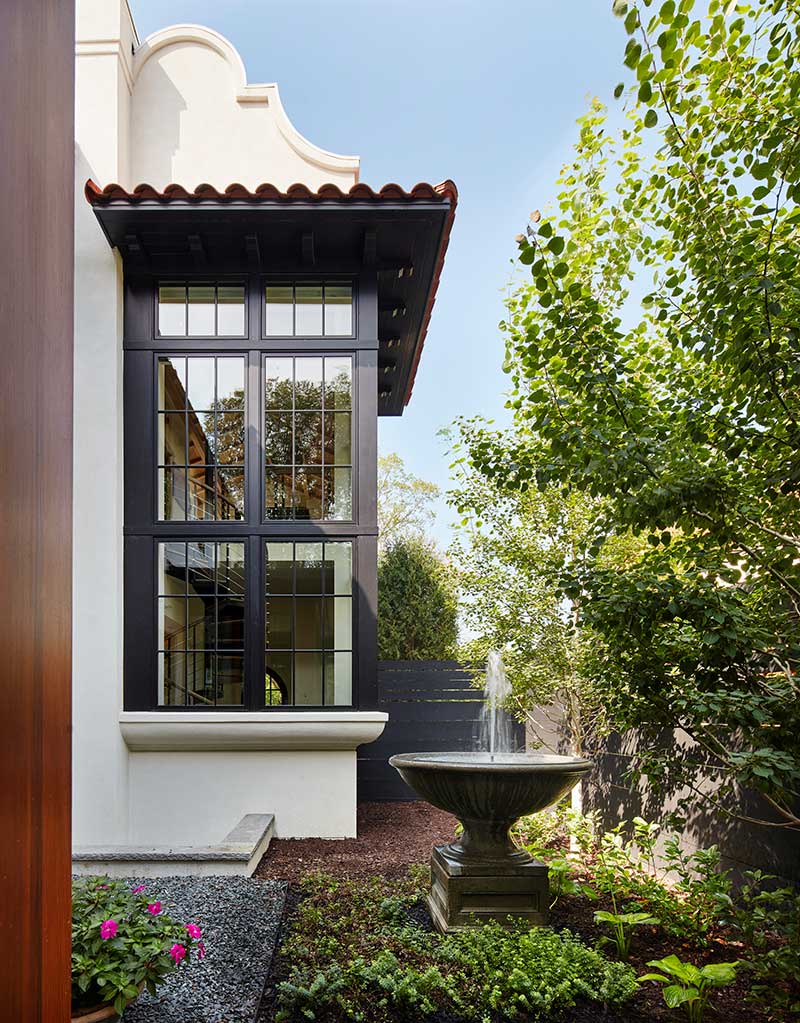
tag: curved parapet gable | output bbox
[129,24,359,190]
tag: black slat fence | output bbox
[358,660,526,801]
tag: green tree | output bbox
[378,453,440,554]
[378,537,458,661]
[469,0,800,831]
[448,421,609,759]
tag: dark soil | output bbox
[256,802,795,1023]
[255,801,458,882]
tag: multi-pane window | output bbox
[158,284,246,337]
[127,279,364,711]
[264,356,352,520]
[265,283,353,337]
[158,541,246,706]
[157,355,245,521]
[265,541,353,706]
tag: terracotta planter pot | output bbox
[72,982,144,1023]
[70,1002,120,1023]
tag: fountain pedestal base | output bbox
[428,845,549,933]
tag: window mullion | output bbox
[245,352,261,710]
[246,534,263,711]
[245,350,261,526]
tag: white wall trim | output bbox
[76,39,135,93]
[132,24,360,177]
[120,711,388,752]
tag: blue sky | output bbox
[131,0,628,546]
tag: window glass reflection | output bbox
[159,283,245,337]
[324,284,353,336]
[157,356,245,522]
[263,541,352,707]
[265,285,294,336]
[263,356,352,521]
[217,286,245,336]
[264,281,352,337]
[158,541,246,706]
[295,285,323,336]
[187,286,215,336]
[158,286,186,336]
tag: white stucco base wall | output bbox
[128,750,359,844]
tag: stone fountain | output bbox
[390,653,592,932]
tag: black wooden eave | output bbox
[85,180,457,415]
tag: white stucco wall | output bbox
[73,0,134,846]
[73,0,371,850]
[129,751,357,844]
[129,28,359,190]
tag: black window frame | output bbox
[123,270,379,713]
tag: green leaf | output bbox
[593,911,618,923]
[614,82,625,99]
[644,109,658,127]
[664,984,697,1008]
[700,962,739,986]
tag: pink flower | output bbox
[100,919,118,940]
[197,941,206,960]
[185,923,202,940]
[132,884,146,894]
[147,902,162,915]
[169,943,187,965]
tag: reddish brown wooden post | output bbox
[0,0,74,1018]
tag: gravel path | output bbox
[121,875,286,1023]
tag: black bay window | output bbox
[123,275,378,712]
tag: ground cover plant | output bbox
[271,870,638,1022]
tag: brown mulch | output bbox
[255,800,457,882]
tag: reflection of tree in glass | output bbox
[326,369,351,410]
[265,671,287,705]
[203,388,244,510]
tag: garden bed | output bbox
[255,804,798,1023]
[255,801,458,882]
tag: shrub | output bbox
[729,871,800,1015]
[590,818,731,944]
[377,537,458,660]
[72,877,204,1016]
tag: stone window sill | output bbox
[119,711,388,752]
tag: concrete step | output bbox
[72,813,274,877]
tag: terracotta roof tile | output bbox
[85,178,457,207]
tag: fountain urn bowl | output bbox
[389,751,593,932]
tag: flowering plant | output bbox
[72,877,206,1016]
